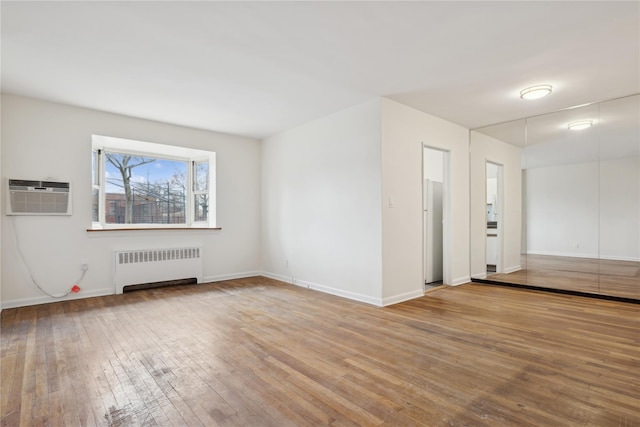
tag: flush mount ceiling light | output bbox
[567,120,594,131]
[520,84,553,100]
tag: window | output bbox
[193,161,209,222]
[91,148,100,222]
[91,135,216,229]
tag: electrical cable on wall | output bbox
[10,216,86,298]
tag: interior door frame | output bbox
[422,144,451,286]
[486,160,504,275]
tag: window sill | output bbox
[87,227,221,232]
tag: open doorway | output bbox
[486,161,503,276]
[423,146,450,290]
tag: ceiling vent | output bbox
[6,179,72,215]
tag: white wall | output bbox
[381,98,470,303]
[1,94,262,308]
[599,156,640,261]
[469,132,522,278]
[526,157,639,261]
[261,99,384,305]
[526,162,600,258]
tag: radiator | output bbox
[114,247,203,294]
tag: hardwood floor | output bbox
[487,255,640,300]
[2,277,639,426]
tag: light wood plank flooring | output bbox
[2,277,639,426]
[488,255,640,300]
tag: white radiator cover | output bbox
[114,247,203,294]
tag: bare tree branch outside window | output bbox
[105,154,156,223]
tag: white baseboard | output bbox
[471,266,519,279]
[260,271,294,284]
[381,289,424,307]
[260,271,383,306]
[526,251,639,262]
[1,287,114,310]
[504,265,522,274]
[2,271,263,310]
[202,271,262,283]
[451,275,471,286]
[526,250,599,259]
[597,255,640,262]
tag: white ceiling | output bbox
[2,1,639,140]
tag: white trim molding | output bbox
[260,271,383,306]
[503,265,522,274]
[202,271,262,283]
[1,287,114,310]
[381,289,425,307]
[451,275,471,286]
[526,250,599,259]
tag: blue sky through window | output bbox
[104,154,187,194]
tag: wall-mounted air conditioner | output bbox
[6,179,72,215]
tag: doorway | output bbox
[486,161,503,276]
[423,146,449,289]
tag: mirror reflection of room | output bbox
[471,94,639,300]
[486,162,499,275]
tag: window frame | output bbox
[192,160,211,222]
[91,135,216,230]
[91,148,102,225]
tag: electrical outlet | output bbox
[81,260,89,271]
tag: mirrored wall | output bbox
[470,94,639,300]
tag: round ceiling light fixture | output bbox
[567,120,594,131]
[520,84,553,100]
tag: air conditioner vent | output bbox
[6,178,72,216]
[41,181,70,190]
[7,179,41,189]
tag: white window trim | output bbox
[192,159,210,223]
[91,135,216,229]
